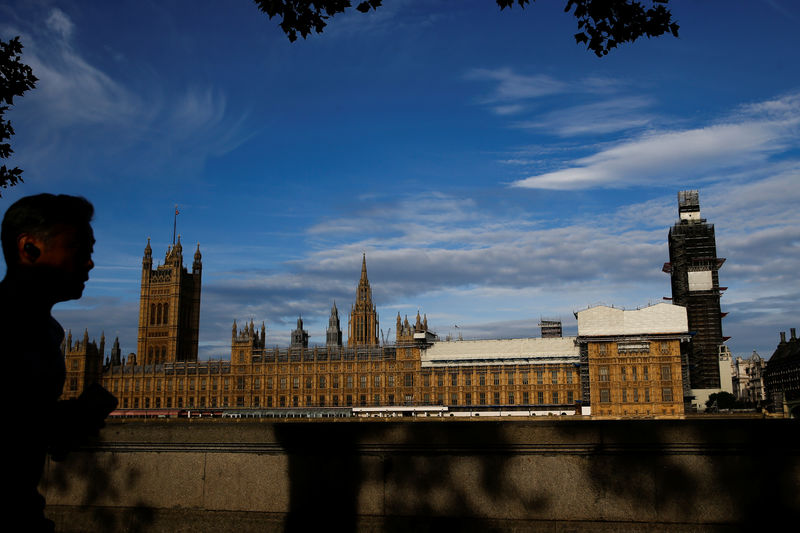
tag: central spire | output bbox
[348,253,379,347]
[360,252,368,282]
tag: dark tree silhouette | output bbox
[1,37,37,195]
[253,0,679,56]
[706,391,741,411]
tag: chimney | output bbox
[780,331,786,344]
[791,328,797,341]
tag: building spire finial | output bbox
[173,204,179,245]
[361,252,367,280]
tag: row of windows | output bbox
[110,372,583,393]
[596,341,672,355]
[119,390,577,410]
[597,365,672,382]
[598,387,674,403]
[146,346,169,365]
[149,302,169,325]
[420,370,575,387]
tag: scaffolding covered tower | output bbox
[663,190,726,389]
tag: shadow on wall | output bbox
[41,418,800,532]
[273,421,549,532]
[275,419,800,530]
[549,419,800,529]
[44,450,155,532]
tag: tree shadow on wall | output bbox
[550,419,800,529]
[42,439,155,533]
[274,419,551,533]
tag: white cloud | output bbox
[45,8,74,40]
[466,67,566,102]
[492,104,525,115]
[513,96,656,137]
[21,11,140,127]
[512,119,791,190]
[4,6,253,181]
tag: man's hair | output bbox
[1,194,94,267]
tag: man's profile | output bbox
[0,193,116,532]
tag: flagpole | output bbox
[173,205,179,245]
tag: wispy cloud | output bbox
[13,10,140,127]
[513,96,656,136]
[511,92,800,189]
[466,67,566,103]
[5,6,251,179]
[466,67,655,138]
[45,7,74,40]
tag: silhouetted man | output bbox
[0,194,116,532]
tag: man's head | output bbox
[2,194,95,303]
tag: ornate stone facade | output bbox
[137,237,201,364]
[732,351,766,404]
[578,304,689,418]
[95,254,588,412]
[348,254,379,347]
[61,329,105,400]
[72,189,723,419]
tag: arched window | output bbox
[161,346,167,362]
[150,303,156,325]
[148,347,153,365]
[163,303,169,324]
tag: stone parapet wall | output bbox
[42,418,800,532]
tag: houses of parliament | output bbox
[61,193,722,419]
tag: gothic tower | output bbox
[137,236,202,364]
[664,190,726,389]
[327,302,343,347]
[110,336,122,366]
[348,254,379,347]
[61,329,104,399]
[291,316,309,348]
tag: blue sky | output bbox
[1,0,798,360]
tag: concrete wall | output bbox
[41,418,800,532]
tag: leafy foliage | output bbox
[1,36,37,195]
[705,391,741,411]
[562,0,680,56]
[253,1,383,42]
[254,0,679,56]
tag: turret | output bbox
[291,316,309,348]
[193,243,202,274]
[169,235,183,265]
[111,337,121,366]
[327,302,343,347]
[143,238,152,271]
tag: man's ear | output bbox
[18,234,43,264]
